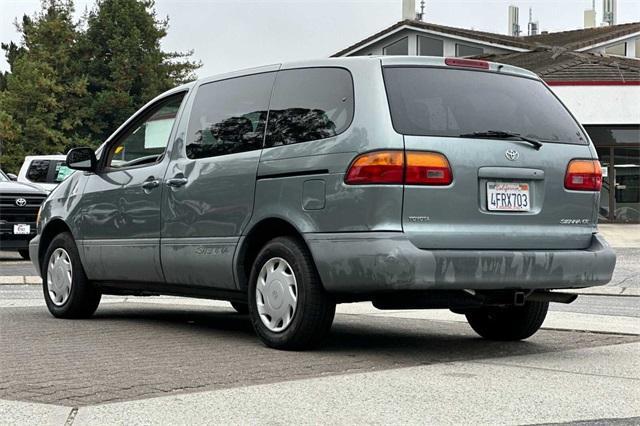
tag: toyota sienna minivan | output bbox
[31,57,616,349]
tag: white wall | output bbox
[550,85,640,125]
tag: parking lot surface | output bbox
[2,301,634,407]
[1,233,639,424]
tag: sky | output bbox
[1,0,639,77]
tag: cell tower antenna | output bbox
[417,0,426,21]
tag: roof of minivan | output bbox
[191,56,540,87]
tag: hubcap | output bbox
[47,248,73,306]
[256,257,298,332]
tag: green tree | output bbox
[0,1,87,173]
[79,0,200,143]
[0,0,200,173]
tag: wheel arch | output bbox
[235,217,313,291]
[38,218,74,271]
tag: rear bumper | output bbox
[305,232,616,293]
[0,234,34,250]
[29,235,41,276]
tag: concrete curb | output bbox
[1,275,639,297]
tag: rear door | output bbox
[383,64,597,249]
[161,71,277,289]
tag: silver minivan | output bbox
[31,57,616,349]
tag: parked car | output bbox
[18,155,73,193]
[0,168,48,259]
[31,57,616,349]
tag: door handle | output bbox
[141,177,160,190]
[166,176,188,188]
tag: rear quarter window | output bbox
[265,67,354,147]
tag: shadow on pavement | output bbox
[1,302,637,407]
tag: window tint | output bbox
[186,72,276,159]
[106,93,185,168]
[265,68,354,147]
[456,43,483,57]
[26,160,50,182]
[418,36,443,56]
[383,37,408,55]
[383,67,586,144]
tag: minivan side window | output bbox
[186,72,276,159]
[105,93,186,169]
[264,68,354,147]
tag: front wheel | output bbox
[465,301,549,341]
[43,232,101,318]
[248,236,335,350]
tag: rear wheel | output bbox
[230,301,249,314]
[248,236,335,350]
[465,301,549,341]
[18,249,30,260]
[43,232,101,319]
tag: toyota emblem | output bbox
[505,149,520,161]
[15,198,27,207]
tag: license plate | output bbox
[487,182,530,212]
[13,224,31,235]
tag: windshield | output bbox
[383,67,587,144]
[0,170,8,182]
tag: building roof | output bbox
[523,21,640,50]
[331,19,531,57]
[475,49,640,83]
[332,20,640,57]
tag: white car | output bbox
[17,155,73,192]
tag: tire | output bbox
[42,232,101,319]
[248,236,335,350]
[465,301,549,341]
[230,301,249,314]
[18,249,30,260]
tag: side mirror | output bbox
[6,173,17,181]
[66,147,97,172]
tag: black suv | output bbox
[0,169,47,259]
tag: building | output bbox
[332,18,640,223]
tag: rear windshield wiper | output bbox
[459,130,543,150]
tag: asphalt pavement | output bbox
[1,224,639,425]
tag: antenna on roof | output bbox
[508,5,520,36]
[416,0,426,21]
[527,7,539,36]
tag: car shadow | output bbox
[90,302,632,363]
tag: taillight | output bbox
[444,58,490,69]
[405,152,452,185]
[564,159,602,191]
[345,150,452,185]
[344,151,404,184]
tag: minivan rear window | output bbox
[383,67,586,144]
